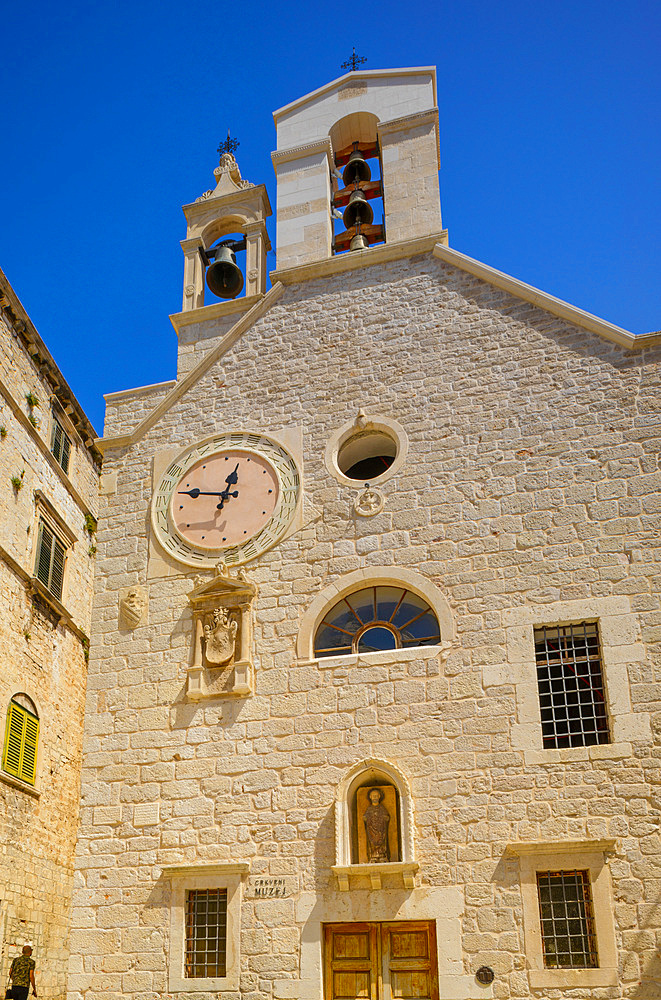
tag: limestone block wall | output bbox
[0,286,97,1000]
[73,253,661,1000]
[0,568,88,1000]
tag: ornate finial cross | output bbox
[218,129,240,157]
[341,47,367,72]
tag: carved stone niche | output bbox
[186,568,257,701]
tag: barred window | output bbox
[35,520,67,601]
[537,870,598,968]
[50,417,71,474]
[2,697,39,785]
[185,889,227,978]
[534,622,610,749]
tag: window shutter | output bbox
[20,713,39,784]
[50,536,66,601]
[36,522,53,588]
[3,703,25,779]
[60,432,71,474]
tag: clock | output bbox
[151,432,301,567]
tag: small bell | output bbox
[349,230,369,251]
[343,147,371,186]
[206,245,244,299]
[343,188,374,229]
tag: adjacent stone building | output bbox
[69,67,661,1000]
[0,268,100,999]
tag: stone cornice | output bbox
[161,861,250,878]
[169,293,264,336]
[96,283,286,453]
[182,183,271,221]
[0,267,100,452]
[0,378,98,518]
[505,839,617,857]
[433,244,661,350]
[271,232,449,286]
[271,137,334,170]
[377,107,441,165]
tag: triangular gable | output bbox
[98,240,659,452]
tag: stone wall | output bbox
[71,253,661,1000]
[0,293,97,1000]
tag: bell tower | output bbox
[178,142,271,313]
[271,66,445,271]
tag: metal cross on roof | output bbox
[218,130,240,157]
[341,47,367,72]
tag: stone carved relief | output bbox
[203,607,238,665]
[353,486,384,517]
[119,586,146,629]
[195,152,254,203]
[186,569,257,700]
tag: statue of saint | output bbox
[363,788,390,862]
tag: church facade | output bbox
[69,68,661,999]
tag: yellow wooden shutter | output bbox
[2,702,39,785]
[3,702,25,779]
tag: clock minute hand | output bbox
[177,489,232,498]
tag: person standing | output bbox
[7,945,37,1000]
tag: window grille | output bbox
[537,870,598,968]
[185,888,227,978]
[35,520,66,601]
[2,699,39,785]
[50,418,71,474]
[534,622,610,749]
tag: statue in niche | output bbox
[364,788,390,861]
[356,784,399,864]
[203,606,238,666]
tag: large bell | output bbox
[342,147,371,186]
[343,187,374,229]
[206,245,244,300]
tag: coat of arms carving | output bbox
[186,569,257,700]
[203,607,238,665]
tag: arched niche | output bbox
[332,758,419,891]
[297,566,455,662]
[329,111,380,154]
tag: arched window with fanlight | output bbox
[314,585,441,658]
[2,694,39,786]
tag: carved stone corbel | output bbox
[186,570,257,700]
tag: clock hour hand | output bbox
[216,464,240,510]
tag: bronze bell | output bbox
[343,187,374,229]
[349,232,369,251]
[342,148,371,186]
[206,245,244,300]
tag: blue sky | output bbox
[1,0,659,434]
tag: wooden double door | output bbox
[324,922,439,1000]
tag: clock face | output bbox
[151,432,300,567]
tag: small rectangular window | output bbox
[2,701,39,785]
[185,888,227,978]
[35,520,67,601]
[50,417,71,474]
[537,870,598,968]
[534,622,610,749]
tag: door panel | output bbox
[324,922,438,1000]
[325,924,378,1000]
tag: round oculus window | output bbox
[337,430,397,482]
